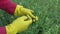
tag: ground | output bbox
[0,0,60,34]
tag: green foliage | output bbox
[0,0,60,34]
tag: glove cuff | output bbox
[6,24,17,34]
[14,5,23,16]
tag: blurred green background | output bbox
[0,0,60,34]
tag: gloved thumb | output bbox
[25,15,32,25]
[19,16,28,20]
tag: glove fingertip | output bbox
[34,16,38,20]
[31,10,34,13]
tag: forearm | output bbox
[0,26,6,34]
[0,0,17,14]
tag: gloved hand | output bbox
[6,16,32,34]
[14,5,38,21]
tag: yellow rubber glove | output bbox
[14,5,38,21]
[6,16,32,34]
